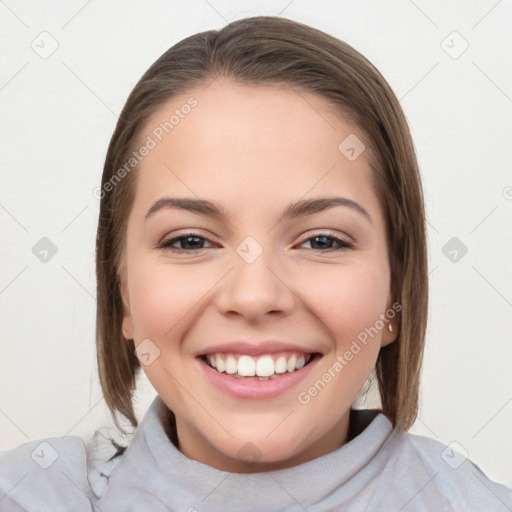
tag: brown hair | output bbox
[96,15,428,439]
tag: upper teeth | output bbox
[207,352,312,377]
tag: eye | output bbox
[298,232,354,252]
[156,231,354,254]
[156,233,215,253]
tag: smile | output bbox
[201,351,317,379]
[196,352,323,399]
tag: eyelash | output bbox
[156,231,354,254]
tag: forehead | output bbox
[140,79,364,159]
[130,80,381,225]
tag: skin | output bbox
[119,79,397,473]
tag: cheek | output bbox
[305,264,389,344]
[128,260,214,339]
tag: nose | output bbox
[214,243,296,322]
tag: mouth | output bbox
[198,351,323,381]
[196,351,323,399]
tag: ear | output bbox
[380,320,397,347]
[118,264,134,340]
[380,296,399,348]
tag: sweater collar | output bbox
[117,395,394,508]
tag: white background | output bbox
[1,0,511,487]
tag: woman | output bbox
[1,15,511,511]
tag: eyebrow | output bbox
[144,196,372,224]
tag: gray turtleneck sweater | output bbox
[1,395,511,511]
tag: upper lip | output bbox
[195,341,320,357]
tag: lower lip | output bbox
[196,354,322,400]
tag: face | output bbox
[119,79,397,473]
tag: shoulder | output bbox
[387,428,512,510]
[0,435,98,511]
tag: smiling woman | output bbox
[116,78,399,476]
[1,14,511,512]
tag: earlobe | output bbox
[122,317,134,340]
[381,320,397,347]
[381,292,399,347]
[118,268,134,340]
[121,307,134,340]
